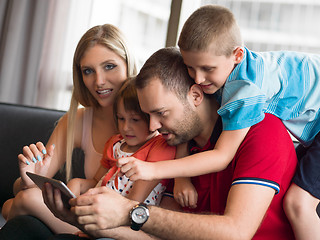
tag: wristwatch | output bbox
[130,203,149,231]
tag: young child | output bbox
[67,78,176,206]
[119,5,320,238]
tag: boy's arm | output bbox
[118,127,250,180]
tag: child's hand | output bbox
[18,142,55,188]
[174,177,198,208]
[117,157,157,181]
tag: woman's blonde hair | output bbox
[178,5,243,56]
[66,24,138,181]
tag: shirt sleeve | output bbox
[143,136,176,163]
[231,114,297,194]
[218,80,266,131]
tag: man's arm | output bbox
[142,184,274,240]
[71,184,274,240]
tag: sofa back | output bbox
[0,102,65,206]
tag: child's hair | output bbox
[135,47,194,102]
[65,24,137,181]
[178,5,243,56]
[113,78,150,129]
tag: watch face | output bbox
[132,207,148,224]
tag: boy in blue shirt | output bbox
[176,4,320,240]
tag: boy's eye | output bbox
[203,67,214,72]
[82,68,93,75]
[117,116,124,121]
[104,64,116,70]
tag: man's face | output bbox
[137,77,202,146]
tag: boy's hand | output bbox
[117,157,158,181]
[18,142,55,188]
[174,177,198,208]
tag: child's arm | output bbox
[174,177,198,208]
[67,165,108,196]
[126,179,161,203]
[118,127,250,181]
[172,143,198,208]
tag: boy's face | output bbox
[181,47,242,95]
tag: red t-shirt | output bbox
[169,114,296,240]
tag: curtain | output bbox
[0,0,93,110]
[0,0,50,106]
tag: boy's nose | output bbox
[194,72,205,85]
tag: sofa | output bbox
[0,102,319,229]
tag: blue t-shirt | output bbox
[217,47,320,146]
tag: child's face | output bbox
[116,99,152,152]
[181,47,242,95]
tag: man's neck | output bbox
[193,96,220,148]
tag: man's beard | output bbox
[161,104,202,146]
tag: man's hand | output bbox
[70,187,138,232]
[117,157,158,181]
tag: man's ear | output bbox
[233,47,244,64]
[189,84,203,107]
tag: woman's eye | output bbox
[105,64,116,70]
[82,68,93,75]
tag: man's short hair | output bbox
[135,47,194,100]
[178,5,243,56]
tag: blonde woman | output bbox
[1,24,137,234]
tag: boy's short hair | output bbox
[135,47,194,101]
[178,5,243,56]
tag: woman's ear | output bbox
[233,47,244,64]
[189,84,203,107]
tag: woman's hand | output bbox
[18,142,55,188]
[42,182,79,227]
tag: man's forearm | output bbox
[142,206,233,240]
[92,226,160,240]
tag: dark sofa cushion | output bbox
[0,103,65,206]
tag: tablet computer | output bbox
[26,172,76,208]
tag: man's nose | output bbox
[149,116,161,132]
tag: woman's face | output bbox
[80,44,127,108]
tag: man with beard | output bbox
[43,47,297,240]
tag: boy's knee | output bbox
[284,184,318,218]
